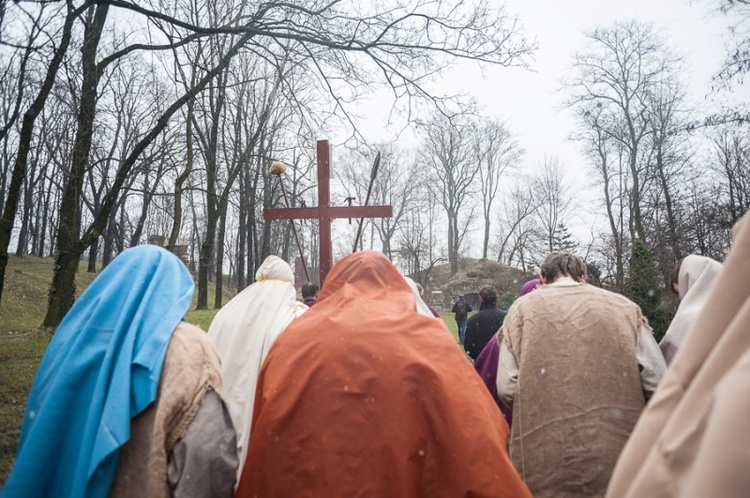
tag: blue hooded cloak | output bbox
[3,245,194,497]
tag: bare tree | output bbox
[643,77,690,262]
[422,114,478,274]
[44,16,260,325]
[0,0,87,304]
[566,20,680,243]
[711,126,750,226]
[714,0,750,90]
[495,181,539,271]
[473,119,521,259]
[1,0,532,324]
[531,157,574,256]
[211,64,283,309]
[576,107,629,288]
[396,176,445,286]
[341,144,418,259]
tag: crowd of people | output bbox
[4,212,749,498]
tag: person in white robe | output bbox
[404,276,438,318]
[659,254,723,365]
[208,255,307,483]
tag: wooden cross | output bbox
[263,140,393,284]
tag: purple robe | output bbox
[474,333,512,426]
[473,278,541,427]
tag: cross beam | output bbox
[263,140,393,284]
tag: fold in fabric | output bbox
[659,255,722,365]
[607,212,750,498]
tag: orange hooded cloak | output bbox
[236,251,530,497]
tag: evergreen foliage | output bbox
[626,238,669,342]
[498,291,518,311]
[552,223,578,252]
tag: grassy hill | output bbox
[419,258,535,310]
[1,255,100,334]
[0,255,234,333]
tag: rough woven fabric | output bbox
[606,211,750,498]
[207,255,307,482]
[110,322,224,498]
[659,255,722,365]
[504,284,647,498]
[236,250,531,498]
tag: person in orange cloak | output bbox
[235,250,531,498]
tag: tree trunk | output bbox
[15,177,32,256]
[0,0,81,304]
[198,223,216,309]
[189,188,200,273]
[248,206,256,284]
[167,100,194,251]
[482,212,490,260]
[45,25,257,324]
[87,237,98,273]
[448,208,458,274]
[130,167,158,247]
[625,113,646,243]
[281,220,292,261]
[655,141,680,260]
[197,80,225,309]
[37,177,52,257]
[43,3,109,327]
[214,208,227,309]
[260,151,273,261]
[237,168,247,292]
[102,209,118,268]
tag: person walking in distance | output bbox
[452,295,472,344]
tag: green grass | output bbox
[439,310,459,340]
[0,330,49,483]
[0,255,100,333]
[185,309,221,331]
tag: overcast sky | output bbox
[341,0,748,176]
[329,0,750,259]
[468,0,747,177]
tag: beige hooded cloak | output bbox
[659,254,723,365]
[606,211,750,498]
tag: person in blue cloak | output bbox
[3,245,237,498]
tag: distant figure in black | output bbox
[301,282,320,307]
[452,295,473,344]
[464,285,507,360]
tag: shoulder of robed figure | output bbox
[585,284,644,314]
[171,321,221,360]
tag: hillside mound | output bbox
[422,258,534,309]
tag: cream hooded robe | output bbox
[659,254,723,365]
[606,211,750,498]
[208,255,307,482]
